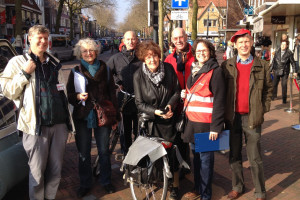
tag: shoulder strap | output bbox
[183,72,208,112]
[107,65,110,82]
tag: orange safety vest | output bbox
[185,69,214,123]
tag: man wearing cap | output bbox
[221,29,272,200]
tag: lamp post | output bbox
[206,7,209,39]
[78,11,83,38]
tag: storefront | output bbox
[259,0,300,52]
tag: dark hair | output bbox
[281,39,289,46]
[136,41,161,62]
[192,39,216,59]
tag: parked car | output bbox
[94,40,103,54]
[98,39,110,51]
[0,39,29,199]
[23,34,74,60]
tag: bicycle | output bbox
[122,113,174,200]
[92,86,135,177]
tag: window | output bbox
[203,19,217,27]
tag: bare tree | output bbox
[15,0,22,36]
[55,0,65,34]
[191,0,198,41]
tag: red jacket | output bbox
[164,44,194,89]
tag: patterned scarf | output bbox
[142,62,165,87]
[191,62,204,78]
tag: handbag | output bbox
[93,100,117,127]
[175,73,207,133]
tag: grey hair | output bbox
[28,25,50,37]
[73,38,100,60]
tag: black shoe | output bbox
[283,98,287,104]
[76,187,90,198]
[103,183,115,194]
[169,187,179,200]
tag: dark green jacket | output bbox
[221,56,273,129]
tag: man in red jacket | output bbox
[165,28,194,89]
[165,28,194,181]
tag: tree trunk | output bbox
[55,0,65,34]
[168,20,173,43]
[69,8,74,40]
[191,0,198,41]
[158,0,164,60]
[15,0,22,37]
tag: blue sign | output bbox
[172,0,189,9]
[244,6,254,15]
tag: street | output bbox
[3,51,300,200]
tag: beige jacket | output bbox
[0,53,75,135]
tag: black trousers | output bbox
[272,74,288,100]
[123,112,138,154]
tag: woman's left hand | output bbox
[162,105,173,119]
[209,131,219,141]
[112,123,118,130]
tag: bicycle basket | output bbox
[125,155,153,185]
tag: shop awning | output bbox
[259,0,300,24]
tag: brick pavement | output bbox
[4,52,300,200]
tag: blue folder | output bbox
[194,130,230,152]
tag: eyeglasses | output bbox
[145,54,159,60]
[195,49,209,54]
[81,49,95,54]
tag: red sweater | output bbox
[236,60,253,114]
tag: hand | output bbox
[23,59,36,74]
[293,73,298,78]
[77,92,88,101]
[112,123,118,130]
[209,131,218,141]
[162,105,173,119]
[116,84,124,93]
[181,89,186,99]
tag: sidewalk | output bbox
[4,52,300,200]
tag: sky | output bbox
[115,1,131,24]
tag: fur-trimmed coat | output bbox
[67,60,120,122]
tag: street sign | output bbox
[171,10,189,20]
[244,6,254,15]
[171,0,189,9]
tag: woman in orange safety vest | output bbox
[181,39,226,200]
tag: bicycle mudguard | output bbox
[123,136,167,166]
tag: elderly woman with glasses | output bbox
[133,41,181,199]
[181,39,225,200]
[66,38,120,198]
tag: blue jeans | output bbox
[192,150,214,200]
[74,119,111,188]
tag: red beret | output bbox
[231,29,252,42]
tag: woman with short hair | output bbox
[133,41,181,199]
[67,38,120,198]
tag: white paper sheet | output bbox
[74,71,87,106]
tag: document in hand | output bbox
[73,70,87,106]
[194,130,230,152]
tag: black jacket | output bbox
[66,60,120,122]
[182,58,225,143]
[133,62,181,142]
[106,49,142,114]
[270,48,296,75]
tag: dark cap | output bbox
[231,29,252,42]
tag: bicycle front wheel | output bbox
[129,155,169,200]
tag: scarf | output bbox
[122,48,135,63]
[81,58,100,77]
[80,59,100,128]
[142,62,165,87]
[191,62,204,78]
[176,44,189,72]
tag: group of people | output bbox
[0,24,273,200]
